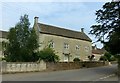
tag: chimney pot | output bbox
[81,28,84,33]
[34,17,39,24]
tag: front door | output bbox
[64,54,69,62]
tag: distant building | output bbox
[92,45,106,61]
[0,17,92,62]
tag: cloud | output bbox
[1,2,105,48]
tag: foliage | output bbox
[89,2,120,55]
[99,52,116,62]
[104,52,112,61]
[110,56,116,61]
[73,58,80,62]
[89,2,120,78]
[88,55,95,61]
[4,14,39,62]
[38,47,59,62]
[104,32,120,55]
[99,56,107,61]
[104,52,117,61]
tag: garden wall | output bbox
[80,61,109,68]
[46,62,82,71]
[2,60,46,73]
[46,61,109,71]
[1,61,109,73]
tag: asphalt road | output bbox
[2,64,118,81]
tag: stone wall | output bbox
[1,61,109,74]
[80,61,109,68]
[46,61,109,71]
[2,60,46,73]
[46,62,82,71]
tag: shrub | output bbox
[73,58,80,62]
[38,47,59,62]
[110,56,116,61]
[104,52,112,61]
[99,56,107,61]
[104,52,117,62]
[88,55,95,61]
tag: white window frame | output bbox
[64,43,69,49]
[85,46,89,52]
[49,41,55,48]
[75,45,80,50]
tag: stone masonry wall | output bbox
[46,61,109,71]
[2,60,46,73]
[1,61,109,73]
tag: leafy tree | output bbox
[5,14,39,62]
[89,2,120,80]
[38,47,59,62]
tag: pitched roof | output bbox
[0,30,8,38]
[92,46,106,55]
[37,23,92,42]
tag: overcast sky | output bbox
[0,0,111,48]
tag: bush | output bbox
[73,58,80,62]
[104,52,112,61]
[88,55,95,61]
[110,56,116,61]
[38,47,59,62]
[99,56,107,61]
[104,52,117,62]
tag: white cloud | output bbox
[1,2,105,48]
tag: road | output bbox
[2,64,118,81]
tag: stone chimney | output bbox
[34,16,39,24]
[33,16,40,34]
[95,44,97,50]
[81,28,84,33]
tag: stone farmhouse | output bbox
[0,17,92,62]
[33,17,92,62]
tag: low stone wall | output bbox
[111,61,118,64]
[46,61,109,71]
[1,61,109,73]
[80,61,109,68]
[46,62,82,71]
[2,61,46,73]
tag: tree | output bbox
[5,14,39,62]
[89,1,120,80]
